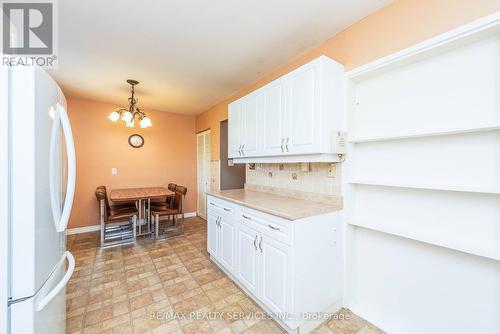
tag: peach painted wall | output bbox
[196,0,500,160]
[67,97,197,228]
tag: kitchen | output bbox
[2,1,500,334]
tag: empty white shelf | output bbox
[348,220,500,261]
[349,179,500,195]
[349,123,500,143]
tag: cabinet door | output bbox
[207,213,220,258]
[237,224,259,295]
[259,235,292,315]
[219,216,236,272]
[262,79,287,156]
[286,63,320,154]
[228,101,242,158]
[242,92,260,157]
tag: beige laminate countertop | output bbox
[206,189,342,221]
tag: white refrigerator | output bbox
[0,66,76,334]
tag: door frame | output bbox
[196,129,211,219]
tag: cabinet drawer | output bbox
[239,207,294,246]
[207,196,236,219]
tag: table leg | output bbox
[138,199,142,235]
[147,198,151,234]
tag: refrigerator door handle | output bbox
[49,104,76,232]
[35,251,75,311]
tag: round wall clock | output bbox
[128,134,144,148]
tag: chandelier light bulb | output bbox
[126,120,135,128]
[108,111,120,122]
[121,111,133,123]
[140,116,152,128]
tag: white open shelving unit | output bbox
[343,11,500,334]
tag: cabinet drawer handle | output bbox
[242,214,251,220]
[223,208,231,212]
[259,236,263,253]
[267,224,281,231]
[210,202,215,206]
[253,235,258,250]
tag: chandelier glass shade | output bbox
[108,80,152,128]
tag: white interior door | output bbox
[345,28,500,334]
[197,130,211,219]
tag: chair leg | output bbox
[155,213,159,239]
[100,199,105,247]
[132,215,137,240]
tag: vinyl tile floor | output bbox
[66,217,384,334]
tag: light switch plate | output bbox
[111,168,117,175]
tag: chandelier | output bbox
[108,79,152,128]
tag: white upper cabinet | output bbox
[228,56,345,162]
[262,78,287,156]
[286,61,320,154]
[242,91,260,157]
[228,91,262,158]
[228,101,243,158]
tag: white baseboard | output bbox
[66,212,198,235]
[66,224,100,235]
[183,211,197,218]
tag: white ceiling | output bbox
[50,0,390,115]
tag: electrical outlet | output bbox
[327,164,336,178]
[111,168,118,175]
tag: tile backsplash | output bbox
[246,163,342,196]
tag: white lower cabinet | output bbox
[236,224,259,295]
[207,213,219,258]
[207,211,236,272]
[207,195,344,334]
[219,216,236,272]
[259,234,292,316]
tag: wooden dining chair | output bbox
[175,185,188,220]
[95,186,138,248]
[151,191,183,239]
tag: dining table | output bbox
[109,186,174,236]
